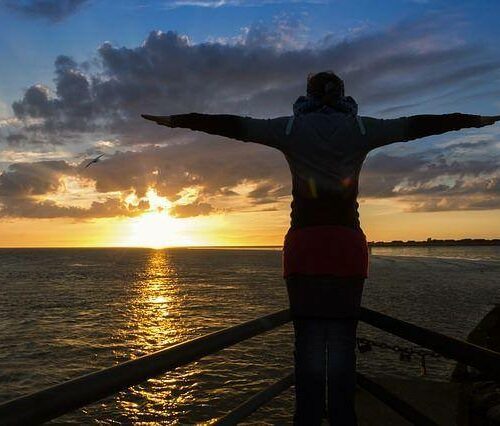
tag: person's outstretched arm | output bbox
[142,113,291,151]
[362,113,500,149]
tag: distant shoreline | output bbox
[368,239,499,247]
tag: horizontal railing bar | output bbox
[360,307,500,380]
[356,373,437,426]
[213,372,294,425]
[0,309,291,426]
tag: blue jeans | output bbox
[292,317,358,426]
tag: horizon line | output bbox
[0,237,499,250]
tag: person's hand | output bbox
[479,115,500,127]
[141,114,174,127]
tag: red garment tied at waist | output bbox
[283,225,369,278]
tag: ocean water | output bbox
[0,247,499,424]
[371,245,500,261]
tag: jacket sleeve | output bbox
[361,113,483,149]
[169,113,291,151]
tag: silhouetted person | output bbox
[143,71,499,425]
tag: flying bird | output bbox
[85,154,104,168]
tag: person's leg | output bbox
[326,318,358,426]
[292,317,328,425]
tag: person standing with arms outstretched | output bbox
[143,71,499,425]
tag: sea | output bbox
[1,246,499,424]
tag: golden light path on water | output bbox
[115,250,198,420]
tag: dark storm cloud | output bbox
[0,161,74,197]
[5,133,28,146]
[359,139,500,211]
[0,159,151,218]
[2,0,89,22]
[359,60,500,106]
[2,15,499,218]
[247,182,289,205]
[12,85,53,118]
[13,56,94,134]
[169,201,215,218]
[404,194,500,212]
[0,196,149,219]
[0,136,290,218]
[9,16,500,144]
[82,136,290,202]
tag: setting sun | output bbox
[126,211,194,248]
[124,188,197,248]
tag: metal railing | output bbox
[360,308,500,380]
[1,307,499,425]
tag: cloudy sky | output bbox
[0,0,499,247]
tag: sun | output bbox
[125,189,196,248]
[127,211,184,248]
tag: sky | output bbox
[0,0,499,247]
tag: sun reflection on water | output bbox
[116,249,198,421]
